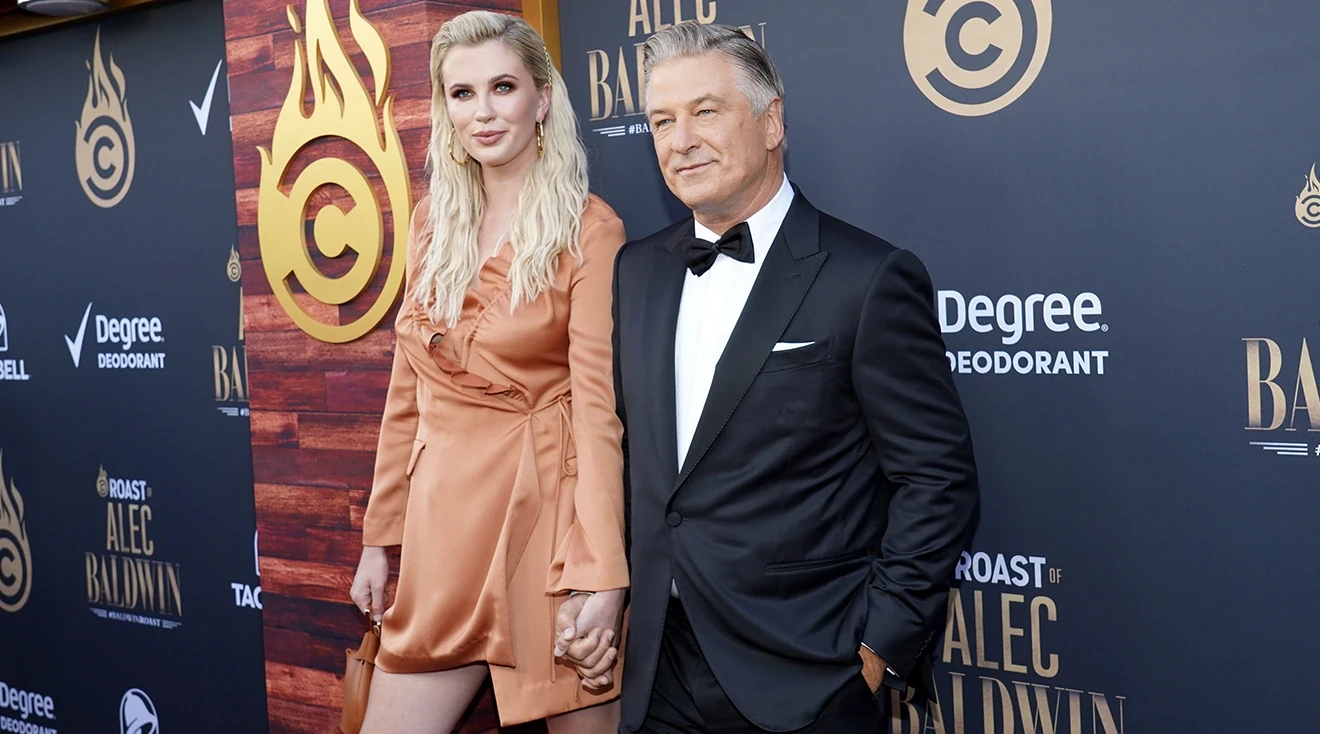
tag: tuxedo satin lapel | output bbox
[673,200,825,495]
[646,222,692,481]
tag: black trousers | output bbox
[628,598,884,733]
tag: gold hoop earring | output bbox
[536,121,544,159]
[447,127,469,166]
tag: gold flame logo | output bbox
[0,451,33,614]
[75,29,135,208]
[96,464,109,497]
[227,245,243,283]
[1295,164,1320,229]
[257,0,411,343]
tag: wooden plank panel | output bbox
[246,328,395,372]
[248,370,327,411]
[239,263,274,296]
[237,225,261,261]
[250,411,299,447]
[358,0,424,12]
[263,625,350,674]
[363,4,450,48]
[231,107,279,152]
[261,625,312,666]
[251,445,375,488]
[256,519,309,561]
[356,0,520,20]
[267,661,343,709]
[259,5,447,71]
[336,282,405,325]
[245,293,340,334]
[224,0,300,42]
[230,44,433,117]
[254,483,350,528]
[325,369,391,413]
[228,65,297,117]
[231,108,279,153]
[298,412,383,450]
[305,526,370,566]
[234,185,262,227]
[262,557,354,604]
[390,89,434,131]
[347,489,368,532]
[262,592,364,639]
[226,33,274,76]
[379,42,433,93]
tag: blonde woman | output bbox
[348,11,627,733]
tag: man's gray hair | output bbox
[643,22,786,117]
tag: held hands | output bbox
[553,589,626,691]
[350,546,390,623]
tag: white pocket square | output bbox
[772,341,815,352]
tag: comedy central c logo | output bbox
[904,0,1052,117]
[0,451,33,615]
[257,0,410,344]
[75,29,135,208]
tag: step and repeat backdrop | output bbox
[0,0,267,731]
[3,0,1319,731]
[560,1,1320,732]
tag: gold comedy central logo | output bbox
[257,0,411,343]
[1295,164,1320,229]
[0,450,33,614]
[76,29,135,208]
[904,0,1052,117]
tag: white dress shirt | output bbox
[674,175,795,469]
[669,175,794,598]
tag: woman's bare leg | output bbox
[359,663,489,734]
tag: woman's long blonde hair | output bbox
[414,11,589,327]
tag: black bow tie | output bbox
[683,222,754,276]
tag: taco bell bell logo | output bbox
[119,688,159,734]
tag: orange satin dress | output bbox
[361,196,630,725]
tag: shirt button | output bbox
[666,512,683,527]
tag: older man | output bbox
[609,22,980,733]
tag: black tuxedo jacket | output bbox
[611,188,978,731]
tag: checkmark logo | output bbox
[189,58,224,136]
[65,302,93,367]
